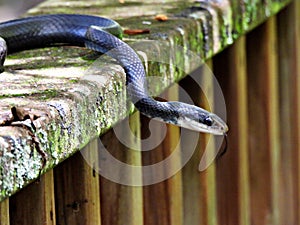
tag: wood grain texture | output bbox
[99,112,143,225]
[197,60,218,225]
[180,60,218,225]
[277,1,300,224]
[163,86,183,225]
[180,72,202,225]
[246,17,281,225]
[142,85,183,225]
[54,139,101,225]
[201,68,217,225]
[9,171,56,225]
[0,199,9,225]
[213,36,251,225]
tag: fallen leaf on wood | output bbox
[155,14,168,21]
[124,29,150,35]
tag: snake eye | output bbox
[203,116,213,126]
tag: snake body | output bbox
[0,14,228,135]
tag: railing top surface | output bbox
[0,0,292,201]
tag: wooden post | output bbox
[180,73,201,225]
[99,112,144,225]
[277,1,300,224]
[54,139,101,225]
[213,36,251,225]
[181,60,218,225]
[163,86,183,225]
[0,199,10,225]
[142,85,183,225]
[246,17,281,225]
[198,60,218,225]
[9,171,56,225]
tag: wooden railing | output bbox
[0,0,299,225]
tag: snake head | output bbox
[167,102,228,135]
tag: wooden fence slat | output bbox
[142,85,183,225]
[277,1,300,224]
[9,171,56,225]
[180,75,201,225]
[198,60,218,225]
[213,36,250,225]
[54,139,101,225]
[181,60,218,225]
[246,17,281,225]
[296,1,300,221]
[0,198,10,225]
[99,112,143,225]
[162,86,183,225]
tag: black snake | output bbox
[0,14,228,135]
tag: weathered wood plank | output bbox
[180,60,218,225]
[162,86,183,225]
[54,139,101,225]
[142,85,182,225]
[179,75,201,224]
[99,112,143,225]
[9,171,55,225]
[0,198,9,225]
[277,1,300,224]
[180,78,201,225]
[213,36,250,225]
[246,17,281,225]
[198,60,218,225]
